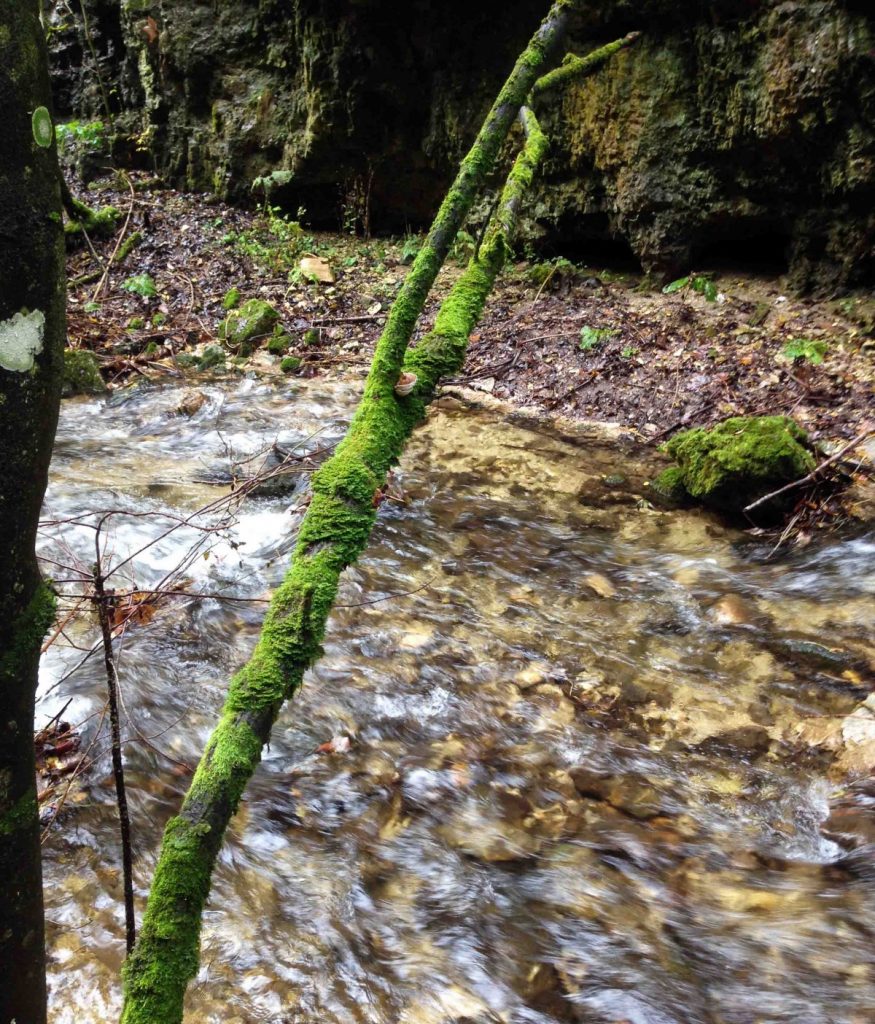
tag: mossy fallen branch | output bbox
[121,15,637,1023]
[121,7,572,1022]
[63,195,121,237]
[532,30,640,96]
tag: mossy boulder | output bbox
[649,465,688,508]
[266,326,291,355]
[217,299,280,355]
[654,415,816,516]
[62,349,106,396]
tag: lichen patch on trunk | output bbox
[0,309,46,372]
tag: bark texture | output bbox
[120,7,573,1022]
[0,4,66,1023]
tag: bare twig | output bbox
[93,519,136,953]
[92,173,137,301]
[744,429,874,514]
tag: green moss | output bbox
[280,355,300,373]
[266,327,290,354]
[221,286,241,310]
[62,349,106,396]
[0,790,38,837]
[649,465,688,507]
[127,316,145,330]
[218,298,280,355]
[64,199,121,238]
[0,583,57,682]
[532,32,640,96]
[197,345,225,370]
[661,415,816,515]
[116,231,143,262]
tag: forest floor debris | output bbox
[65,174,873,444]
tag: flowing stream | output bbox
[38,377,875,1024]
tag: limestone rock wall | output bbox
[47,0,875,292]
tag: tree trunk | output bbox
[0,4,67,1024]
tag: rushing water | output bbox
[38,377,874,1024]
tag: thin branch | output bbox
[93,521,136,953]
[743,429,874,514]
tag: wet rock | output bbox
[398,624,435,651]
[176,388,207,416]
[708,593,758,627]
[772,635,856,671]
[569,768,669,820]
[529,684,577,731]
[399,985,502,1024]
[439,796,541,862]
[582,572,616,598]
[697,725,772,757]
[568,766,613,800]
[834,696,875,776]
[62,349,106,396]
[514,662,550,690]
[823,802,875,850]
[232,446,308,498]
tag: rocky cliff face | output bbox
[48,0,875,292]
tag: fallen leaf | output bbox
[316,734,351,754]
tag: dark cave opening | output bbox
[691,227,792,276]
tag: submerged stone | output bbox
[657,415,815,517]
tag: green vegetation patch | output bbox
[655,415,815,516]
[218,299,280,355]
[63,349,107,396]
[579,325,618,351]
[663,274,719,302]
[122,273,158,298]
[222,287,241,310]
[780,337,828,365]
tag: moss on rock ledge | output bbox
[654,415,816,516]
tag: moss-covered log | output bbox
[0,4,67,1023]
[120,7,572,1022]
[121,21,636,1024]
[531,30,640,95]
